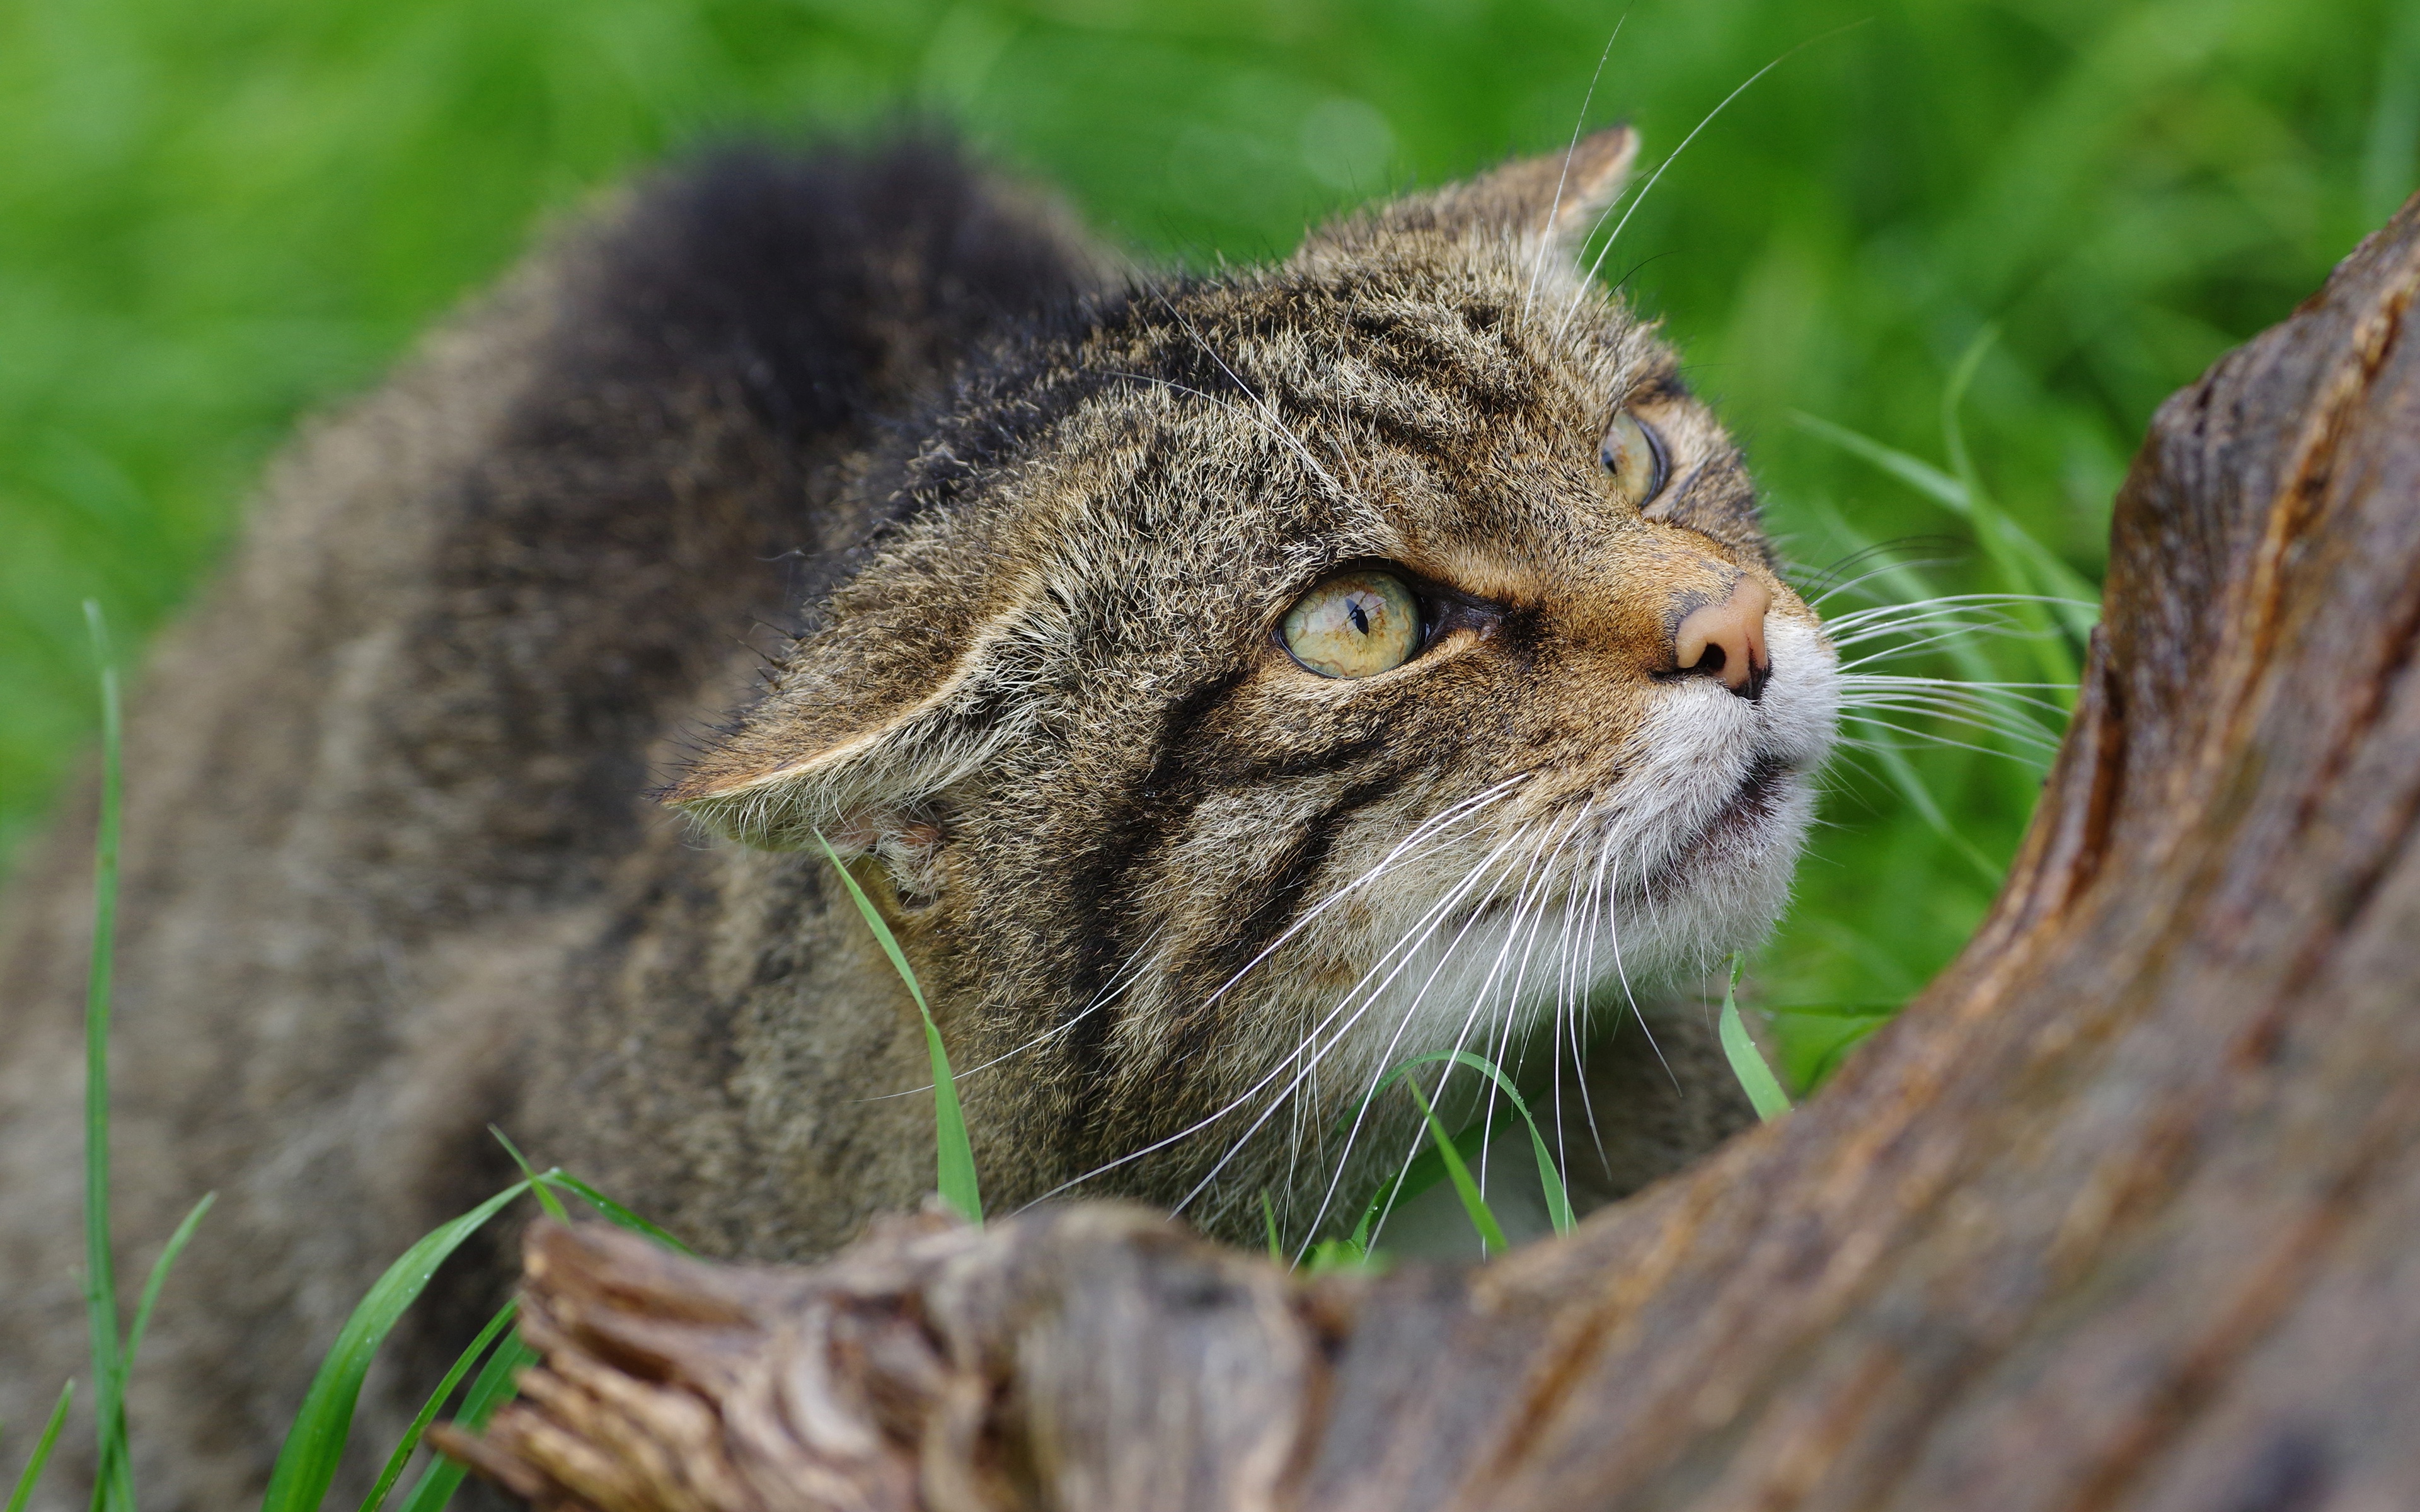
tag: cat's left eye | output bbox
[1601,409,1669,507]
[1281,571,1422,679]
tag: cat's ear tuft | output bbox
[1309,124,1639,266]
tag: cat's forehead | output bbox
[1122,257,1669,435]
[1048,260,1729,585]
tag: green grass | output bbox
[815,833,983,1227]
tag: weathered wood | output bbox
[444,190,2420,1511]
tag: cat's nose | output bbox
[1673,576,1772,699]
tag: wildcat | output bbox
[0,125,1835,1509]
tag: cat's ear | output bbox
[662,590,1034,857]
[1306,124,1639,266]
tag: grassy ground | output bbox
[1,0,2409,1081]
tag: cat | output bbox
[0,125,1834,1509]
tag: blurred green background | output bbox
[3,0,2411,1083]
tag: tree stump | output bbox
[439,191,2420,1512]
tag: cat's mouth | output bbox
[1652,751,1794,886]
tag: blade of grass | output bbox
[1400,1080,1507,1257]
[368,1168,669,1512]
[80,601,132,1512]
[1344,1120,1485,1252]
[124,1194,214,1368]
[535,1172,692,1254]
[813,832,981,1227]
[1790,407,2098,644]
[257,1179,530,1512]
[1260,1191,1283,1261]
[1719,956,1793,1121]
[355,1302,514,1512]
[393,1331,537,1512]
[95,1190,219,1501]
[5,1383,73,1512]
[1863,734,2005,886]
[1939,330,2084,690]
[486,1130,568,1223]
[1356,1050,1576,1235]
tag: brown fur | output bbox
[0,129,1828,1509]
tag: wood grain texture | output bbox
[446,190,2420,1512]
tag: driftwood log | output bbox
[437,192,2420,1511]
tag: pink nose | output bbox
[1674,576,1772,697]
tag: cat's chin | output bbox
[1640,761,1819,965]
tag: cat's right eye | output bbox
[1601,409,1669,507]
[1281,571,1422,679]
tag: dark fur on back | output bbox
[0,138,1111,1512]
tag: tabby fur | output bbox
[0,127,1830,1509]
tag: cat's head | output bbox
[666,127,1838,1235]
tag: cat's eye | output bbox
[1281,571,1422,679]
[1601,410,1669,507]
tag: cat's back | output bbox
[0,139,1110,1511]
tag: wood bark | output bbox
[439,192,2420,1512]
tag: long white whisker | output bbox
[1803,558,1965,607]
[1151,296,1345,498]
[1472,817,1587,1194]
[1311,817,1567,1248]
[1557,41,1809,340]
[1192,774,1532,1016]
[1838,713,2050,762]
[1035,820,1536,1214]
[1523,17,1626,318]
[1600,846,1679,1091]
[1364,815,1580,1248]
[861,922,1170,1100]
[1181,822,1547,1223]
[1292,827,1547,1247]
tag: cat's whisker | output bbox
[1601,844,1681,1091]
[1838,712,2051,763]
[1837,698,2068,744]
[1291,881,1506,1251]
[1151,295,1346,498]
[1035,820,1536,1215]
[1822,590,2090,629]
[1835,626,2046,666]
[856,924,1168,1100]
[1567,822,1624,1166]
[1298,815,1573,1247]
[1840,670,2075,700]
[1823,600,2034,637]
[1190,773,1533,1018]
[1351,818,1575,1251]
[1473,816,1591,1192]
[1184,820,1552,1234]
[1839,682,2070,733]
[1826,608,2071,647]
[1522,17,1627,321]
[1555,43,1806,340]
[1547,816,1609,1185]
[1840,689,2064,727]
[1795,541,1966,605]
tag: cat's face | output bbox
[671,128,1838,1235]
